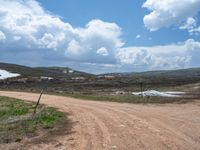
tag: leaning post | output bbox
[32,77,50,116]
[33,89,44,115]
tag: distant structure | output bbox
[69,70,74,73]
[63,69,74,74]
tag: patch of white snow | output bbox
[0,69,20,80]
[132,90,185,97]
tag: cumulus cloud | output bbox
[0,31,6,41]
[0,0,123,64]
[96,47,109,56]
[117,39,199,70]
[143,0,200,31]
[185,39,200,67]
[65,20,123,63]
[180,17,200,35]
[0,0,200,73]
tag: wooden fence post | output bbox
[33,89,44,115]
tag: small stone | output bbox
[111,145,117,149]
[119,124,125,127]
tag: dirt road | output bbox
[0,91,200,150]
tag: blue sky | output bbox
[37,0,195,46]
[0,0,200,74]
[37,0,149,46]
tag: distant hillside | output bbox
[0,62,93,79]
[135,68,200,77]
[0,62,200,93]
[103,68,200,78]
[1,62,200,85]
[101,68,200,87]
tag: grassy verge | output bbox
[57,93,189,104]
[0,96,69,144]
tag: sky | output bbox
[0,0,200,74]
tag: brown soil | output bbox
[0,91,200,150]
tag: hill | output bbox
[0,62,200,94]
[103,68,200,78]
[0,62,93,79]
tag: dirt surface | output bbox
[0,91,200,150]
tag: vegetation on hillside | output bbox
[0,62,199,102]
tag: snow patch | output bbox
[194,86,199,89]
[132,90,185,97]
[0,69,20,80]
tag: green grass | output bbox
[0,96,67,144]
[57,93,187,104]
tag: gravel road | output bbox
[0,91,200,150]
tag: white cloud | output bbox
[180,17,200,35]
[65,19,123,63]
[0,0,123,64]
[0,31,6,41]
[136,34,141,39]
[67,40,82,55]
[13,36,21,41]
[96,47,109,56]
[180,17,196,31]
[0,0,200,73]
[143,0,200,31]
[116,39,199,70]
[185,39,200,67]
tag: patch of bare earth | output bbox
[0,91,199,150]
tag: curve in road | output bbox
[0,91,200,150]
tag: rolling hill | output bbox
[0,62,93,79]
[0,62,200,94]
